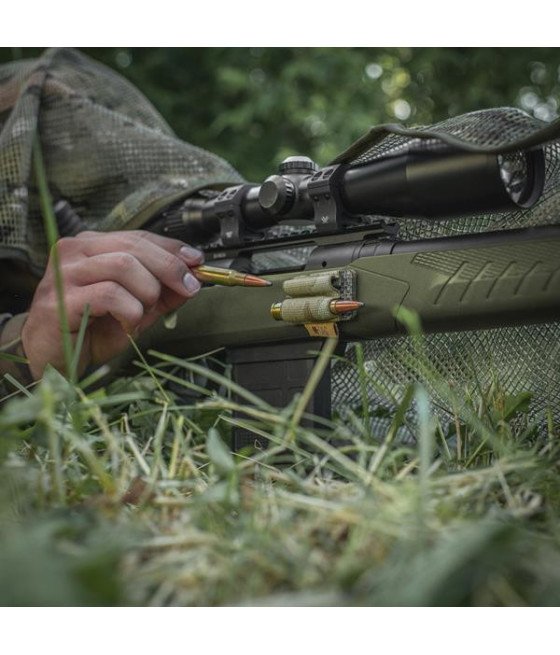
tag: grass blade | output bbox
[33,135,73,378]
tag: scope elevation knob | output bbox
[258,175,296,215]
[278,156,319,175]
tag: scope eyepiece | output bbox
[497,149,545,208]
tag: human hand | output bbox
[21,230,204,380]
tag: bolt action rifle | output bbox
[136,137,558,450]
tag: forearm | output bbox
[0,312,34,387]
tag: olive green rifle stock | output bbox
[135,222,560,451]
[139,225,560,357]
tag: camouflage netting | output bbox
[330,107,560,434]
[0,48,559,434]
[0,47,242,272]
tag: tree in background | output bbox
[2,47,559,180]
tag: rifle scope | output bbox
[160,141,545,246]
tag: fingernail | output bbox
[180,245,204,263]
[183,272,201,295]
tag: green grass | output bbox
[1,341,560,606]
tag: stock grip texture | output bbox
[139,234,560,357]
[350,236,560,337]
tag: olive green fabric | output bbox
[0,48,243,273]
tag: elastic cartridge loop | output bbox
[282,271,341,298]
[270,269,359,336]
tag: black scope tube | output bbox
[242,146,544,224]
[164,186,276,242]
[341,148,544,218]
[163,146,545,244]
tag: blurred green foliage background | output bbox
[2,47,559,180]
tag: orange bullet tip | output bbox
[329,300,364,314]
[242,274,273,287]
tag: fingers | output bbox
[59,232,203,333]
[65,252,163,310]
[56,231,204,301]
[24,230,205,378]
[76,231,203,298]
[67,281,145,334]
[66,252,189,316]
[79,230,203,263]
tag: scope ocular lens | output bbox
[498,153,528,201]
[497,150,544,208]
